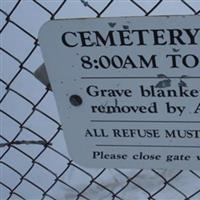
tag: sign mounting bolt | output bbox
[69,95,83,106]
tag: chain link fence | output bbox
[1,0,200,199]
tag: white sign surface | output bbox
[39,15,200,169]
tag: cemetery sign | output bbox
[39,15,200,169]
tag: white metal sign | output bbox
[39,15,200,169]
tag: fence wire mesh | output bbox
[1,0,200,200]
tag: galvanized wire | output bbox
[1,0,200,200]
